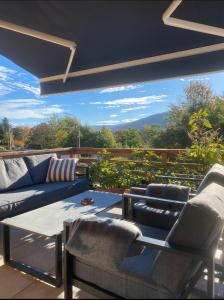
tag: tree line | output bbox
[1,81,224,151]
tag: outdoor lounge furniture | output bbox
[0,154,89,220]
[123,163,224,231]
[128,183,190,231]
[1,190,122,287]
[64,181,224,299]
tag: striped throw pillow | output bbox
[46,158,78,183]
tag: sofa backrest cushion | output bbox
[0,158,33,192]
[24,153,57,184]
[197,163,224,193]
[151,182,224,296]
[46,157,78,183]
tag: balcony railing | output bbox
[0,147,207,175]
[0,147,204,166]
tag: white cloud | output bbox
[138,113,147,117]
[0,83,14,96]
[110,114,118,118]
[97,105,121,109]
[91,95,167,107]
[0,66,17,82]
[121,118,138,123]
[12,82,40,96]
[0,98,64,120]
[100,84,140,93]
[180,76,210,82]
[0,65,40,97]
[97,118,139,126]
[0,66,18,95]
[96,120,121,125]
[121,105,149,113]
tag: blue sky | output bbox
[0,54,224,127]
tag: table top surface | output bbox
[1,190,122,237]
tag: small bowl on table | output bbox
[81,197,94,206]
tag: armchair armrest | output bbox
[135,235,209,260]
[122,193,186,220]
[64,219,207,260]
[155,175,202,183]
[131,187,147,195]
[131,186,197,199]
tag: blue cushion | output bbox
[0,178,89,220]
[0,158,33,192]
[24,153,57,184]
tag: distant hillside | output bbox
[111,111,169,131]
[94,111,169,131]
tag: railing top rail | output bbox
[0,147,73,159]
[0,147,222,160]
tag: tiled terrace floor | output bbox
[0,206,224,299]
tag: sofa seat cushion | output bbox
[0,178,89,220]
[133,200,179,231]
[24,153,57,184]
[0,158,33,192]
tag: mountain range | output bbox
[95,111,169,131]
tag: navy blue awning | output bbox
[0,0,223,95]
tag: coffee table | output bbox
[0,190,122,287]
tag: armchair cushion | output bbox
[146,183,190,204]
[197,163,224,193]
[74,255,173,299]
[133,200,179,231]
[66,216,143,272]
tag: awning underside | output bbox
[0,0,223,95]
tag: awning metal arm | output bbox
[39,42,224,83]
[0,19,76,83]
[163,0,224,38]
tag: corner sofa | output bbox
[0,153,89,220]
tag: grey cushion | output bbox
[66,216,143,273]
[151,182,224,296]
[0,178,89,220]
[137,224,169,241]
[133,200,179,231]
[24,153,57,184]
[197,163,224,193]
[73,225,171,298]
[0,158,33,192]
[74,253,173,299]
[146,183,190,203]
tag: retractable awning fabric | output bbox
[0,0,223,95]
